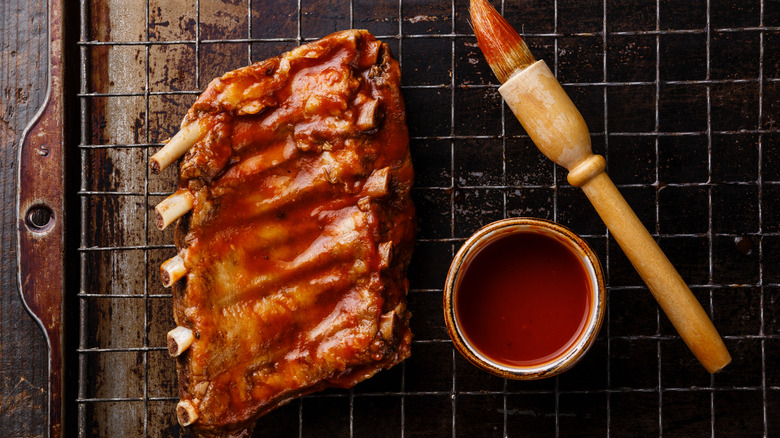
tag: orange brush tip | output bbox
[469,0,536,84]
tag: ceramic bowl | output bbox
[443,217,606,380]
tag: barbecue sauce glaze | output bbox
[455,232,591,366]
[171,30,415,436]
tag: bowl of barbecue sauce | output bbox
[444,218,606,380]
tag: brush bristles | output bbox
[470,0,536,84]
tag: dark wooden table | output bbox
[1,0,48,436]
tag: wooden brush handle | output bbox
[569,157,731,373]
[500,60,731,373]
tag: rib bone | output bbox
[168,326,195,357]
[361,166,390,198]
[378,241,393,270]
[155,189,195,230]
[161,254,187,287]
[151,121,205,174]
[176,399,199,426]
[356,99,379,131]
[379,310,396,341]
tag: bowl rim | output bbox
[443,217,607,380]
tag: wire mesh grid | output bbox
[75,0,779,436]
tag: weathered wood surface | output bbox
[0,0,50,436]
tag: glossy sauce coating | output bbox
[455,232,590,367]
[171,30,415,437]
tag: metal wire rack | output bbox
[76,0,779,436]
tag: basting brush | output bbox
[470,0,731,373]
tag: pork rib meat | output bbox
[164,29,415,437]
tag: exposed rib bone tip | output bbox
[378,241,393,270]
[150,121,204,174]
[155,190,195,230]
[161,254,187,287]
[379,310,397,341]
[176,399,199,426]
[167,326,195,357]
[362,166,390,198]
[150,159,161,175]
[357,99,379,131]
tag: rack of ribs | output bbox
[151,29,415,437]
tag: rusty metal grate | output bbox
[75,0,779,436]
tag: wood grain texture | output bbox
[0,0,50,436]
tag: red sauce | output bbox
[455,232,591,367]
